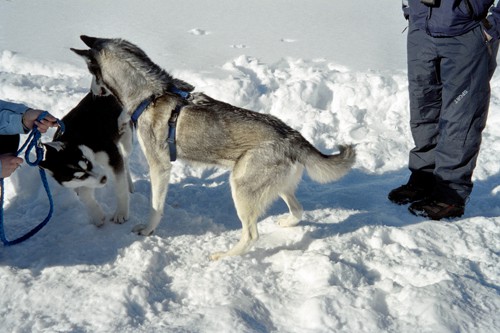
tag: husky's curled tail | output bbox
[305,144,356,184]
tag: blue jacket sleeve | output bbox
[484,1,500,40]
[0,100,29,135]
[402,0,409,19]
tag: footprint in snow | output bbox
[230,44,248,49]
[188,28,210,36]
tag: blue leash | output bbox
[0,111,65,246]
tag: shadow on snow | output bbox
[1,166,499,270]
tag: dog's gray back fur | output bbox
[176,93,353,181]
[72,35,355,259]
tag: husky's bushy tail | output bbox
[305,145,356,183]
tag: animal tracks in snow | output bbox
[229,38,296,50]
[187,28,297,50]
[230,44,248,49]
[188,28,210,36]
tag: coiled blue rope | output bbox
[0,111,65,246]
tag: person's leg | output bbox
[389,25,440,204]
[434,26,497,205]
[409,26,499,219]
[407,25,442,188]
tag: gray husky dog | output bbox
[71,35,355,259]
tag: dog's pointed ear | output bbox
[44,141,66,153]
[40,141,65,169]
[70,48,91,60]
[80,35,99,48]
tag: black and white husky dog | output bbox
[39,92,133,226]
[71,35,355,259]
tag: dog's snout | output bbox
[100,175,107,184]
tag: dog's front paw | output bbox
[277,215,300,228]
[132,224,155,236]
[111,211,129,224]
[210,251,226,261]
[92,215,107,228]
[88,210,107,227]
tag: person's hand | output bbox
[0,154,23,178]
[22,109,58,133]
[484,30,493,42]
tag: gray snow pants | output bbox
[407,24,498,205]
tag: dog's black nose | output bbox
[100,176,107,184]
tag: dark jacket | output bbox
[403,0,500,39]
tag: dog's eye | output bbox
[74,172,87,179]
[78,160,88,170]
[88,61,103,75]
[87,65,96,75]
[88,60,99,71]
[78,158,92,171]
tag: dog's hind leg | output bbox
[76,187,106,227]
[277,164,304,227]
[277,192,303,227]
[210,179,260,260]
[211,152,279,260]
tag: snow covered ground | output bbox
[0,1,499,332]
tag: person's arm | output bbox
[482,1,500,40]
[0,100,58,135]
[402,0,409,20]
[0,100,29,135]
